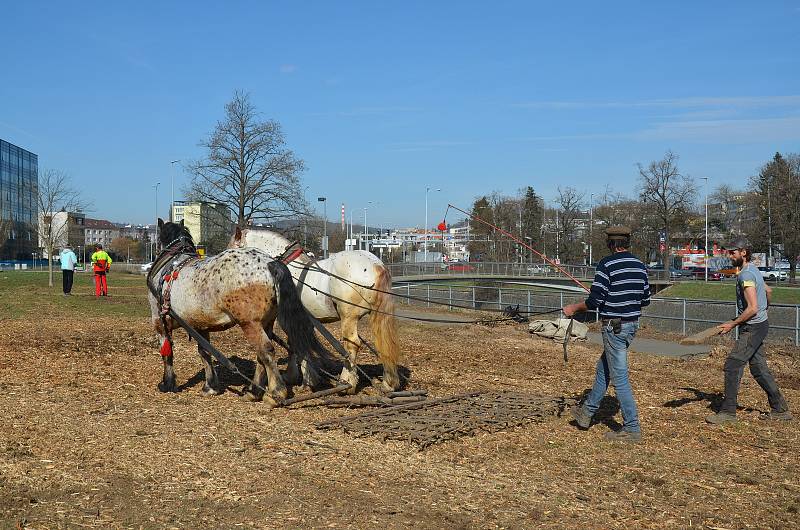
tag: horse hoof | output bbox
[200,384,221,397]
[372,378,395,394]
[241,391,262,402]
[262,396,280,409]
[339,371,359,394]
[158,380,176,393]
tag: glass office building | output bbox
[0,139,38,259]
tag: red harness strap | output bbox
[158,270,182,357]
[282,247,305,264]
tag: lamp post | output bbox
[767,176,773,266]
[589,193,594,265]
[701,177,708,282]
[524,236,533,264]
[317,197,327,258]
[363,207,368,251]
[424,187,441,262]
[170,160,179,221]
[153,182,161,261]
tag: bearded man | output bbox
[706,238,792,424]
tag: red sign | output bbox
[437,221,447,231]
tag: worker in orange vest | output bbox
[91,244,113,297]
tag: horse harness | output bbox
[146,236,200,358]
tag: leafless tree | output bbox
[187,91,307,231]
[37,169,90,287]
[637,150,697,266]
[555,186,586,264]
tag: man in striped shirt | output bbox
[562,226,650,443]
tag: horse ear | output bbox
[179,219,185,227]
[158,218,164,229]
[234,226,242,242]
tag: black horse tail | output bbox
[267,260,336,368]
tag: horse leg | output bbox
[338,313,362,394]
[157,335,177,393]
[240,321,286,407]
[266,322,302,387]
[197,331,221,396]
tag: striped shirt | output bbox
[585,251,651,321]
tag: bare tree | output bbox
[637,150,697,266]
[37,169,90,287]
[187,91,307,231]
[555,186,586,264]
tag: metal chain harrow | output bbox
[315,391,578,449]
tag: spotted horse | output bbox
[148,219,334,407]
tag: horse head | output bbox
[157,218,195,249]
[228,226,293,259]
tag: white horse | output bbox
[229,227,400,393]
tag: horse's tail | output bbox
[370,264,401,390]
[267,260,335,367]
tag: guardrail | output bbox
[386,262,671,282]
[393,283,800,346]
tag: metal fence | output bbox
[393,283,800,346]
[386,262,671,282]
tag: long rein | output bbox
[283,256,564,325]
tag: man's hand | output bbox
[562,303,583,317]
[718,321,737,335]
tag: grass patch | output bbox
[0,270,150,320]
[660,281,800,305]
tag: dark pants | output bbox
[62,269,74,294]
[721,320,788,413]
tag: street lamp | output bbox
[170,160,179,221]
[363,207,368,251]
[153,182,161,261]
[701,177,708,282]
[767,176,773,265]
[589,193,594,265]
[524,236,533,264]
[424,187,441,262]
[317,197,327,258]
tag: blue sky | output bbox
[2,1,798,228]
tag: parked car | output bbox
[446,263,475,272]
[669,267,692,279]
[757,266,787,281]
[141,262,153,273]
[527,264,551,274]
[687,267,721,281]
[716,266,739,278]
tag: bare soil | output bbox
[1,288,800,528]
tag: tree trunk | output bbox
[47,245,54,287]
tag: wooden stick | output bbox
[679,325,723,345]
[280,383,352,406]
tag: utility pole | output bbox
[767,176,773,265]
[317,197,327,258]
[701,177,708,281]
[589,193,594,265]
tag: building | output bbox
[0,139,38,259]
[170,201,231,247]
[84,218,120,248]
[38,210,86,258]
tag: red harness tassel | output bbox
[159,340,173,357]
